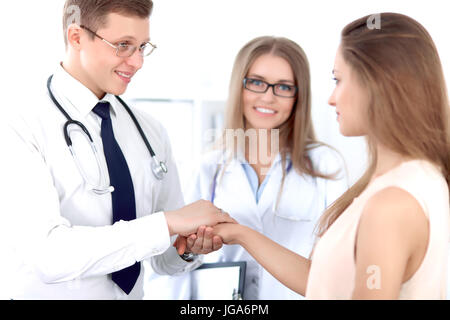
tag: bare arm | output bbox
[213,223,311,296]
[352,187,429,299]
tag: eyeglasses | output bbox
[80,25,157,57]
[243,78,298,98]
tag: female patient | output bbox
[181,36,347,299]
[213,13,450,299]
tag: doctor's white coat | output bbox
[185,146,349,300]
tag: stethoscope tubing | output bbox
[47,75,167,183]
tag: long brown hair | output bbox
[222,36,338,180]
[316,13,450,237]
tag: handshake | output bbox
[164,200,239,256]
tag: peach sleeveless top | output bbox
[306,160,449,299]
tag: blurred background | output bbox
[2,0,449,191]
[1,0,449,299]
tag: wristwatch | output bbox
[180,252,197,262]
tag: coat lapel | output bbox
[215,159,260,227]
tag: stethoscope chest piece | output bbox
[47,74,168,193]
[151,157,168,180]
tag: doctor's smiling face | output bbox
[65,12,150,99]
[243,54,297,130]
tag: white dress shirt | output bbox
[0,64,201,300]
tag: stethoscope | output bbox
[47,75,168,195]
[210,160,293,213]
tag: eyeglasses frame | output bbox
[243,77,298,98]
[80,25,157,57]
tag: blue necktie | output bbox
[93,101,140,295]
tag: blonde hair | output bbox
[316,13,450,237]
[221,36,338,180]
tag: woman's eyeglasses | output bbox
[243,78,298,98]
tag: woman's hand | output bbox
[165,200,235,236]
[212,222,244,245]
[174,218,240,255]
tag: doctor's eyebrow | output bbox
[247,73,295,84]
[112,35,151,44]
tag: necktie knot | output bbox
[93,101,111,120]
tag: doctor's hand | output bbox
[164,200,236,237]
[173,226,224,255]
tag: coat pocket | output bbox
[274,175,323,222]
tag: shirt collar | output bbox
[51,63,119,118]
[234,151,292,171]
[237,152,291,164]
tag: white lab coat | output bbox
[185,146,348,300]
[0,65,201,300]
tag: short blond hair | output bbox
[63,0,153,47]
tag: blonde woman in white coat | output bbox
[179,36,348,299]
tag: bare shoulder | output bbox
[358,186,428,251]
[362,187,426,222]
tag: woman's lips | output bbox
[254,106,277,116]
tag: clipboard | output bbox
[190,261,246,300]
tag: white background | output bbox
[1,0,449,186]
[1,0,449,299]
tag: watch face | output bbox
[181,252,195,262]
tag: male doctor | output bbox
[0,0,231,299]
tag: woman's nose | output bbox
[261,86,277,102]
[328,90,336,107]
